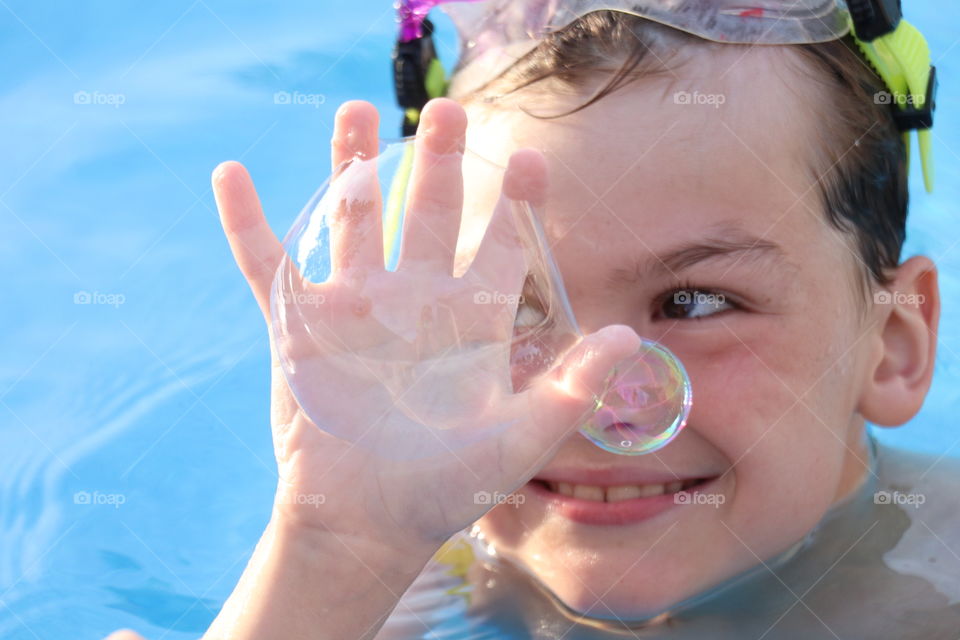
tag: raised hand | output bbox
[215,98,640,549]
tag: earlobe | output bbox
[858,256,939,427]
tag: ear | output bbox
[858,256,939,427]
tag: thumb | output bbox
[500,324,642,481]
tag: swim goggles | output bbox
[392,0,937,192]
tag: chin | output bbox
[525,551,715,621]
[545,576,692,621]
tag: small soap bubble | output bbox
[580,340,692,455]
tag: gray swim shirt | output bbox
[378,434,960,639]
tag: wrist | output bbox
[269,505,442,579]
[202,511,441,640]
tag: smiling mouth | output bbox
[524,475,722,526]
[531,477,715,503]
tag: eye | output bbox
[514,274,549,330]
[515,300,547,328]
[657,286,736,320]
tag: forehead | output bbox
[459,46,833,273]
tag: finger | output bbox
[468,149,549,297]
[398,98,466,274]
[501,325,642,480]
[502,148,548,207]
[331,100,379,173]
[329,101,385,273]
[213,161,284,322]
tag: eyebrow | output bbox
[606,225,789,285]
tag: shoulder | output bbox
[874,440,960,496]
[872,441,960,608]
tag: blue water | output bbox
[0,2,957,638]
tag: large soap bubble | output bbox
[270,137,691,460]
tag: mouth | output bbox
[524,475,722,526]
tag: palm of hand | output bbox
[214,99,637,550]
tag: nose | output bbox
[579,339,693,455]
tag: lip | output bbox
[534,467,720,487]
[524,475,722,526]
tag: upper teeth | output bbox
[546,480,699,502]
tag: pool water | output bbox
[0,2,957,638]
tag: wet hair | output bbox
[448,11,907,298]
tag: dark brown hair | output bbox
[449,11,907,296]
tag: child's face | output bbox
[461,47,878,618]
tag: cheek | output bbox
[676,313,857,529]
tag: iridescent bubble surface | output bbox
[271,137,691,458]
[581,339,692,455]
